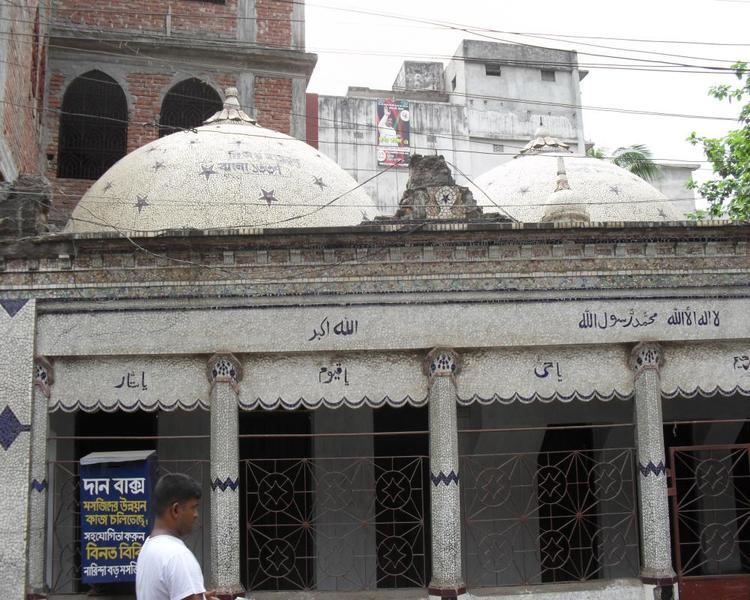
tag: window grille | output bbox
[159,79,223,138]
[57,70,128,180]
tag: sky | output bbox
[304,0,749,192]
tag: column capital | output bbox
[207,353,242,391]
[424,347,461,379]
[34,356,54,398]
[629,342,663,378]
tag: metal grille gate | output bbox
[670,444,750,600]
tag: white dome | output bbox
[474,153,683,223]
[67,91,378,235]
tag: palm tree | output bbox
[587,144,660,182]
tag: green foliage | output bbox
[611,144,660,182]
[587,144,659,181]
[688,61,750,221]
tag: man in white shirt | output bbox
[136,473,218,600]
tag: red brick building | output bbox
[0,0,315,228]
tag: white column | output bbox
[207,354,243,598]
[629,343,676,588]
[26,357,53,598]
[424,348,465,600]
[0,299,36,600]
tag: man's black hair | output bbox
[153,473,202,516]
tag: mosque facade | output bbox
[1,88,749,600]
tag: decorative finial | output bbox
[555,157,571,192]
[541,157,590,224]
[519,119,572,156]
[203,87,257,125]
[534,117,549,139]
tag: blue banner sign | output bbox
[80,450,156,583]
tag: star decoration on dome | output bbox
[199,164,218,180]
[312,176,327,190]
[146,146,159,154]
[152,161,165,172]
[103,181,113,193]
[233,140,243,146]
[519,187,530,194]
[658,208,667,219]
[259,189,278,206]
[134,194,150,214]
[609,185,620,195]
[189,139,199,145]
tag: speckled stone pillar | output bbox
[207,354,244,599]
[0,299,36,600]
[26,357,53,598]
[424,348,465,600]
[630,343,676,586]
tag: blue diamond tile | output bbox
[0,406,30,450]
[0,299,28,318]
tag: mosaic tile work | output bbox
[473,153,682,223]
[660,341,750,399]
[208,355,243,595]
[27,358,54,593]
[66,92,379,235]
[630,343,675,581]
[0,300,36,599]
[426,349,464,594]
[49,356,210,413]
[240,351,427,411]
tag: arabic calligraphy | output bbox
[534,361,563,382]
[318,363,350,386]
[308,317,359,342]
[114,371,148,390]
[578,308,722,331]
[667,308,720,327]
[578,309,657,330]
[734,355,750,371]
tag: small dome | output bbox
[541,158,590,224]
[473,135,682,223]
[67,88,378,235]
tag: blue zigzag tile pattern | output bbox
[30,478,48,492]
[638,461,667,477]
[211,477,240,492]
[430,470,460,486]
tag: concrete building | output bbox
[1,88,750,600]
[309,40,699,218]
[309,40,587,215]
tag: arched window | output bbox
[57,70,128,180]
[159,79,222,137]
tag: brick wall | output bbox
[52,0,239,39]
[44,66,244,226]
[255,76,292,134]
[1,1,46,178]
[256,0,293,47]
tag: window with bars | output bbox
[485,63,502,77]
[57,70,128,180]
[541,69,557,82]
[159,79,223,138]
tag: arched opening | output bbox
[57,70,128,180]
[159,79,222,137]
